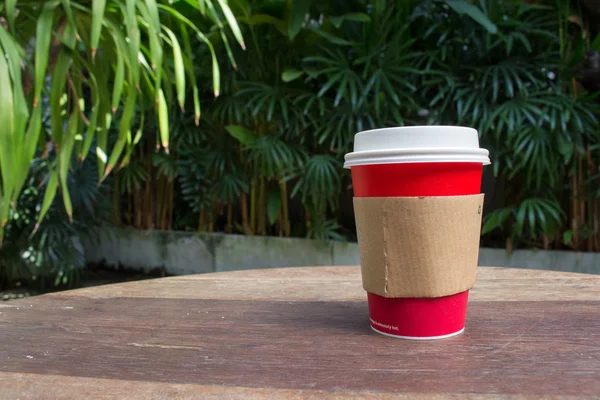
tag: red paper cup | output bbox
[344,127,490,340]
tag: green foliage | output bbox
[0,0,243,244]
[226,125,259,146]
[0,0,246,288]
[166,0,600,248]
[0,153,110,289]
[9,0,591,252]
[446,0,498,34]
[482,197,564,240]
[292,155,341,212]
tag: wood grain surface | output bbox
[1,266,599,399]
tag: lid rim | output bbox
[355,125,478,135]
[343,150,491,168]
[344,160,492,168]
[345,147,489,158]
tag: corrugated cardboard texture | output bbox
[353,194,484,298]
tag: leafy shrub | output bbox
[0,154,111,290]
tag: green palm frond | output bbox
[0,0,244,244]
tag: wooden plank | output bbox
[3,372,589,400]
[1,295,599,396]
[49,266,600,302]
[2,266,600,398]
[1,372,593,400]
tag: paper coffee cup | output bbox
[344,126,490,340]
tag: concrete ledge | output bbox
[213,234,332,272]
[332,241,360,266]
[84,227,600,275]
[85,228,214,274]
[478,248,600,275]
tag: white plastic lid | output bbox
[343,126,490,168]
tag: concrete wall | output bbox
[478,247,600,275]
[84,227,600,275]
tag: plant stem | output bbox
[156,176,164,229]
[144,140,153,229]
[258,178,265,235]
[198,208,205,232]
[226,202,233,233]
[112,178,120,226]
[579,153,585,250]
[250,180,256,234]
[572,162,580,250]
[134,186,142,229]
[586,146,594,251]
[278,207,283,237]
[127,188,132,226]
[506,237,513,254]
[168,180,174,230]
[241,193,252,234]
[160,177,169,230]
[594,198,599,252]
[280,179,290,236]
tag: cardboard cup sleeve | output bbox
[353,194,485,298]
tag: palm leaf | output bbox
[0,36,15,209]
[157,89,170,152]
[163,27,186,110]
[34,2,59,105]
[5,0,17,32]
[104,90,137,178]
[91,0,107,59]
[157,5,221,97]
[216,0,246,49]
[288,0,310,40]
[111,51,125,113]
[138,0,163,98]
[60,0,78,35]
[180,23,201,125]
[34,170,60,233]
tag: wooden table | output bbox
[1,266,599,399]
